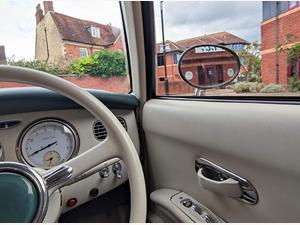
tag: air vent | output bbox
[93,121,107,141]
[0,120,21,129]
[117,117,127,131]
[93,117,127,141]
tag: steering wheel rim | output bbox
[0,65,147,223]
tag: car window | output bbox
[154,1,300,97]
[0,0,130,94]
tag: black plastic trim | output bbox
[141,1,156,99]
[0,87,139,115]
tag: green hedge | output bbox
[8,58,67,75]
[70,49,127,77]
[7,49,127,78]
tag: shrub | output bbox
[7,57,67,75]
[69,56,94,76]
[249,82,264,93]
[287,43,300,75]
[234,82,250,93]
[288,75,300,92]
[248,75,261,83]
[260,84,282,93]
[234,82,263,93]
[70,49,127,77]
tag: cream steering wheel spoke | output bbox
[43,137,119,191]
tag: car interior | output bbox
[0,1,300,223]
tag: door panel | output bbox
[143,99,300,222]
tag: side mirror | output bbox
[178,44,241,89]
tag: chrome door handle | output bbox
[195,158,258,204]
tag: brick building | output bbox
[35,1,123,66]
[261,1,300,84]
[156,32,249,90]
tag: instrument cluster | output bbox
[16,118,79,169]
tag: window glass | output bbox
[289,1,298,9]
[0,0,130,94]
[155,1,300,97]
[157,54,165,66]
[79,48,88,57]
[91,26,100,38]
[172,53,180,64]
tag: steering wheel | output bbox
[0,66,147,222]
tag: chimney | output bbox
[0,46,7,65]
[35,4,44,24]
[44,1,54,14]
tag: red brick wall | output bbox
[261,8,300,84]
[156,53,180,81]
[64,44,95,60]
[108,35,124,52]
[62,76,130,93]
[262,51,288,84]
[0,75,193,96]
[156,80,194,95]
[0,76,130,93]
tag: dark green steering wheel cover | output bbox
[0,172,38,222]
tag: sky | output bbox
[154,1,262,43]
[0,0,122,60]
[0,0,262,60]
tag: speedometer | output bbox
[17,118,79,169]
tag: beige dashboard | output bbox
[0,108,140,214]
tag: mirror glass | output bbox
[178,45,240,89]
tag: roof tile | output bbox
[50,12,120,46]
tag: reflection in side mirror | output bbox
[178,44,241,89]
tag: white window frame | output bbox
[91,26,100,38]
[79,48,88,57]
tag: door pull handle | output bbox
[195,158,258,204]
[198,168,242,198]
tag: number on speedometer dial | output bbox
[17,119,79,169]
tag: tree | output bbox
[286,43,300,92]
[70,48,127,77]
[238,41,261,81]
[287,43,300,76]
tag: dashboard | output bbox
[0,107,140,214]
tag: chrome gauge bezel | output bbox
[16,118,80,169]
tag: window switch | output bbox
[180,198,193,208]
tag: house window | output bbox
[172,53,180,64]
[288,1,299,9]
[157,54,164,66]
[79,48,88,57]
[91,26,100,38]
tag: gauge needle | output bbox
[29,141,57,157]
[47,157,53,166]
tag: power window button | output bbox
[180,198,193,208]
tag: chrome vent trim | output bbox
[93,117,127,141]
[0,144,4,161]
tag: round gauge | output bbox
[17,119,79,169]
